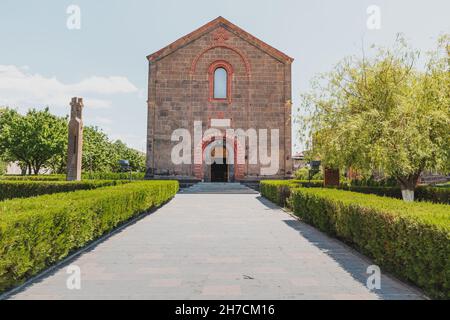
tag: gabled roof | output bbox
[147,16,294,64]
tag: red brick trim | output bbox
[193,136,243,180]
[208,60,233,103]
[191,44,251,76]
[147,17,293,64]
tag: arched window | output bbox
[214,67,227,99]
[209,61,233,103]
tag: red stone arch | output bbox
[193,134,244,181]
[208,60,233,103]
[190,44,251,76]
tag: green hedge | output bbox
[82,172,146,180]
[260,180,324,207]
[340,185,450,205]
[0,180,179,292]
[260,179,449,205]
[0,174,65,181]
[416,186,450,205]
[1,172,146,181]
[0,180,129,201]
[260,180,300,207]
[288,188,450,299]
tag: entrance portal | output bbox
[211,159,228,182]
[210,145,228,182]
[202,139,236,182]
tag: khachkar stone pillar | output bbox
[67,97,84,181]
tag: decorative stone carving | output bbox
[212,27,230,44]
[67,97,84,181]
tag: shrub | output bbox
[294,167,309,180]
[260,180,324,207]
[289,187,450,299]
[350,177,398,187]
[0,174,65,181]
[339,185,403,199]
[416,186,450,205]
[0,180,179,292]
[260,180,449,205]
[0,172,147,181]
[260,180,299,207]
[339,185,450,205]
[82,172,146,180]
[0,180,129,201]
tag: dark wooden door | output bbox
[211,159,228,182]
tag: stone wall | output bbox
[146,19,292,181]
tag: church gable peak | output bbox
[147,16,293,64]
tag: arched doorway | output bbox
[202,138,235,182]
[210,145,228,182]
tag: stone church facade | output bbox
[146,17,293,182]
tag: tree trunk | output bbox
[33,164,41,175]
[20,164,27,175]
[397,173,420,202]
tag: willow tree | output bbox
[299,35,449,201]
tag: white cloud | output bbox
[0,65,138,110]
[109,133,147,153]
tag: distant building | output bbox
[292,151,307,171]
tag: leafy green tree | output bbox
[299,35,450,201]
[0,107,145,176]
[0,108,67,174]
[82,126,115,174]
[0,159,7,174]
[0,108,8,174]
[111,140,146,172]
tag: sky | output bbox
[0,0,448,152]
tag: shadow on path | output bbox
[256,196,425,300]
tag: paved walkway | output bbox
[9,185,423,300]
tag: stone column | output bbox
[67,97,84,181]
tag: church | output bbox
[145,17,293,183]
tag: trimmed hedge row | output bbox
[82,172,146,180]
[339,185,450,205]
[0,180,129,201]
[260,180,300,207]
[0,174,65,181]
[0,172,146,181]
[289,188,450,299]
[259,180,324,207]
[260,180,449,205]
[0,180,179,292]
[416,186,450,205]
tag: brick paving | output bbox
[9,185,424,300]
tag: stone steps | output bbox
[179,182,258,194]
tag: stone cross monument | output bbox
[67,97,84,181]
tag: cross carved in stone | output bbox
[212,28,230,44]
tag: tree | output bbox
[111,140,146,172]
[0,159,7,174]
[0,108,67,174]
[299,35,450,201]
[82,126,115,173]
[49,126,146,174]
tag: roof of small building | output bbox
[292,151,305,160]
[147,16,294,64]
